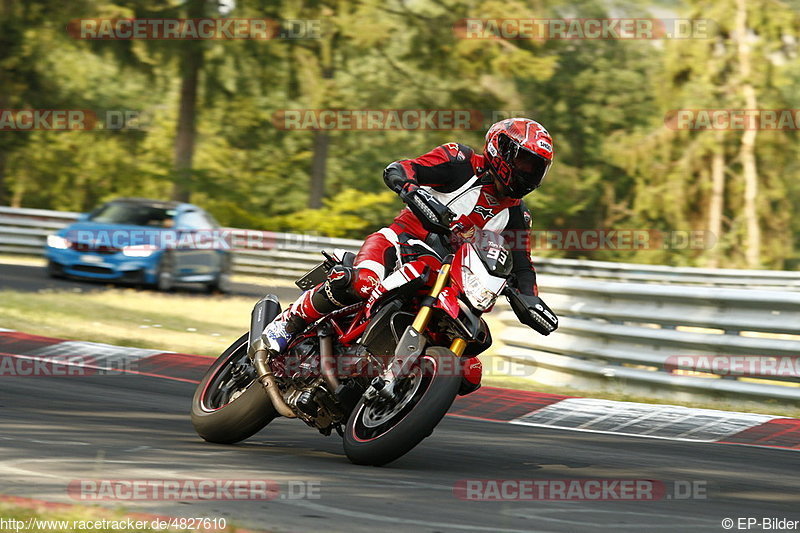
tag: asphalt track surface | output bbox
[2,371,800,533]
[2,262,800,532]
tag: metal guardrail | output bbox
[2,205,799,401]
[534,257,800,289]
[3,205,800,286]
[498,274,800,401]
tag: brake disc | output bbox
[361,366,423,428]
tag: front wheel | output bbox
[191,333,279,444]
[46,260,64,279]
[343,346,460,466]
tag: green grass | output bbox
[0,253,297,288]
[0,254,47,266]
[0,288,253,356]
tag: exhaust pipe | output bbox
[251,341,296,418]
[319,334,340,392]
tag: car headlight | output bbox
[462,267,499,311]
[121,245,157,257]
[47,235,70,249]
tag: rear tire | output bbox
[207,256,232,294]
[155,252,175,292]
[343,347,460,466]
[191,333,279,444]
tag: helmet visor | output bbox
[507,148,551,198]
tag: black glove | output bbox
[505,287,558,335]
[399,185,453,235]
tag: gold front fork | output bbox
[409,263,467,357]
[449,337,467,356]
[411,263,451,332]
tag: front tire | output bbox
[343,347,460,466]
[191,333,279,444]
[46,260,64,279]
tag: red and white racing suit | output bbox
[354,141,538,299]
[271,142,540,368]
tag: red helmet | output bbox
[484,118,553,198]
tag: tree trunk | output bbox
[309,130,329,208]
[172,0,205,203]
[10,169,24,208]
[308,35,334,209]
[706,131,726,268]
[0,0,8,207]
[736,0,761,268]
[0,151,7,206]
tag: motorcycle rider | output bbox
[263,118,558,387]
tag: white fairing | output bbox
[462,245,507,310]
[421,176,478,214]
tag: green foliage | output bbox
[263,189,401,238]
[1,0,799,267]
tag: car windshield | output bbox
[89,202,174,227]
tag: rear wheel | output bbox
[155,252,175,292]
[191,333,279,444]
[343,346,460,466]
[207,256,232,294]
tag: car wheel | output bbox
[155,253,175,292]
[207,258,232,294]
[46,260,64,279]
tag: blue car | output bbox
[44,198,232,292]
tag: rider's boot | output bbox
[262,290,321,354]
[262,265,364,354]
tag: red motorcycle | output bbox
[191,228,557,466]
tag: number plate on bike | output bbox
[295,262,329,291]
